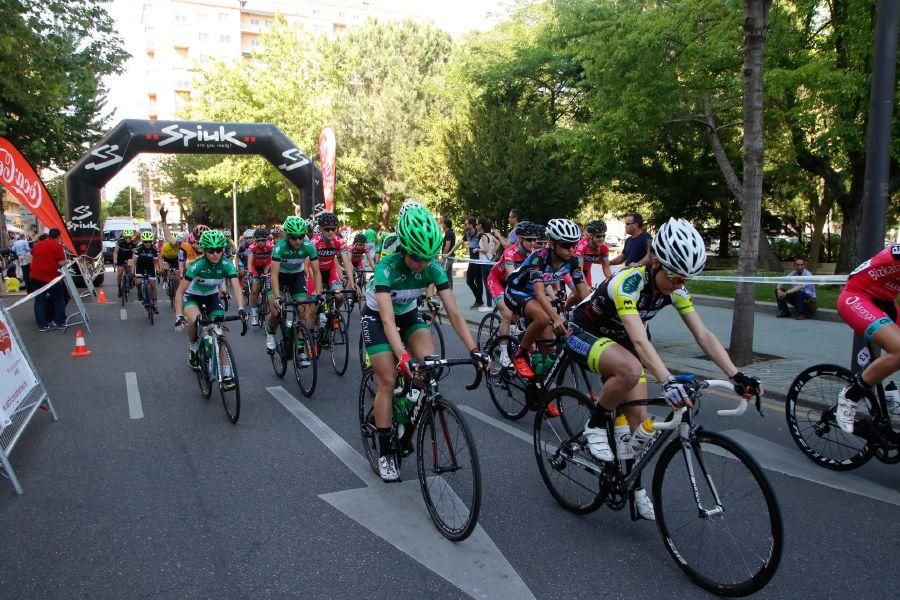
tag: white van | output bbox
[102,217,153,263]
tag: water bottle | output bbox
[532,353,545,377]
[885,381,900,414]
[613,414,633,461]
[393,385,411,425]
[629,417,657,457]
[543,353,556,375]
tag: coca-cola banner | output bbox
[65,119,322,259]
[0,137,76,253]
[318,126,336,214]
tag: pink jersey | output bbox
[349,243,368,268]
[489,244,530,284]
[575,238,609,286]
[312,233,345,271]
[248,239,274,268]
[839,245,900,339]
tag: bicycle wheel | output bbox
[416,398,481,541]
[270,323,288,378]
[221,292,230,312]
[358,330,370,373]
[485,335,530,420]
[293,323,317,397]
[120,279,127,306]
[196,340,213,399]
[554,354,595,397]
[167,276,175,306]
[533,386,606,514]
[358,368,380,474]
[327,312,349,376]
[785,364,874,471]
[477,311,501,350]
[653,430,783,596]
[218,337,240,424]
[144,286,154,325]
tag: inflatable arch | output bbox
[64,119,322,258]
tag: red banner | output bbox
[0,137,75,253]
[318,126,336,214]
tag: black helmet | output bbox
[516,221,544,238]
[254,227,269,239]
[353,233,367,244]
[586,220,607,235]
[317,212,339,227]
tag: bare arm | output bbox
[621,313,671,383]
[680,311,739,378]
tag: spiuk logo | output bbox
[159,124,247,149]
[278,148,311,172]
[84,144,124,171]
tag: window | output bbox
[250,39,261,48]
[312,8,320,15]
[175,47,189,60]
[219,12,228,22]
[198,32,208,41]
[220,35,231,44]
[250,18,260,25]
[264,20,273,27]
[174,14,188,24]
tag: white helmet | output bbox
[652,218,707,278]
[546,218,581,244]
[399,199,426,218]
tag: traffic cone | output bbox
[70,329,92,357]
[96,288,109,303]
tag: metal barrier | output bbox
[6,261,93,334]
[0,300,59,495]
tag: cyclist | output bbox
[576,220,612,288]
[485,221,544,365]
[362,205,486,482]
[159,234,182,291]
[113,229,138,297]
[835,243,900,431]
[131,231,160,313]
[364,227,377,258]
[504,218,591,379]
[266,216,321,365]
[173,229,246,374]
[308,212,358,303]
[565,218,762,519]
[247,227,274,327]
[350,232,376,272]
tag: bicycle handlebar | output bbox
[407,357,486,391]
[650,377,757,432]
[195,314,248,336]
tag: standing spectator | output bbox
[776,258,817,320]
[495,208,523,249]
[11,233,32,290]
[462,217,485,308]
[441,218,457,289]
[476,217,497,311]
[29,228,67,331]
[609,213,652,268]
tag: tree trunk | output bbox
[757,231,782,271]
[379,194,391,229]
[718,213,730,258]
[729,0,770,367]
[807,187,833,271]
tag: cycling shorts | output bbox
[134,268,157,281]
[249,262,270,280]
[269,272,309,300]
[486,269,505,301]
[837,289,897,341]
[116,257,133,268]
[360,306,428,357]
[162,256,179,270]
[183,292,224,318]
[565,322,646,383]
[307,267,342,294]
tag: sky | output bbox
[397,0,508,35]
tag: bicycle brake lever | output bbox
[754,392,764,416]
[466,365,483,390]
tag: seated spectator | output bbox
[776,258,817,320]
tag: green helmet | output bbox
[397,206,442,259]
[199,229,227,249]
[122,229,134,238]
[364,228,376,243]
[283,215,308,236]
[140,231,154,242]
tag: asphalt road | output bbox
[1,279,899,599]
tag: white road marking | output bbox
[267,386,536,600]
[125,372,143,419]
[120,308,127,320]
[457,405,533,445]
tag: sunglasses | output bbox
[664,270,688,284]
[409,254,431,263]
[521,237,538,243]
[288,235,304,241]
[555,241,575,250]
[205,247,224,255]
[323,227,336,233]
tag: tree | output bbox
[106,186,144,219]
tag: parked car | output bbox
[605,234,622,249]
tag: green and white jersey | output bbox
[184,256,238,296]
[271,238,318,274]
[379,234,400,259]
[366,252,449,314]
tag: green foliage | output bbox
[107,186,144,219]
[0,0,127,168]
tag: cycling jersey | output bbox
[115,239,137,264]
[838,244,900,339]
[486,244,529,299]
[575,238,609,287]
[572,265,695,337]
[271,238,317,274]
[379,234,400,259]
[183,256,238,296]
[161,242,180,261]
[248,239,274,269]
[133,243,159,277]
[505,248,584,298]
[311,233,346,271]
[365,252,449,315]
[179,241,201,265]
[349,243,370,269]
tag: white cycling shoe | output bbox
[265,333,276,352]
[836,389,858,434]
[634,488,655,520]
[250,314,259,327]
[378,455,400,482]
[583,422,614,462]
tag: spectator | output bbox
[29,228,67,331]
[11,233,32,290]
[495,208,523,249]
[441,218,457,289]
[462,217,485,308]
[476,217,497,311]
[609,213,651,268]
[776,258,817,320]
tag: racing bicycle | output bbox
[194,312,248,424]
[269,298,319,397]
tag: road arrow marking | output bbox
[720,429,900,507]
[267,386,536,600]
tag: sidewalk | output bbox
[449,274,852,400]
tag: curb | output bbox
[692,294,841,323]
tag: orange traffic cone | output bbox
[96,288,109,303]
[70,329,92,357]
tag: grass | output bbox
[687,270,840,310]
